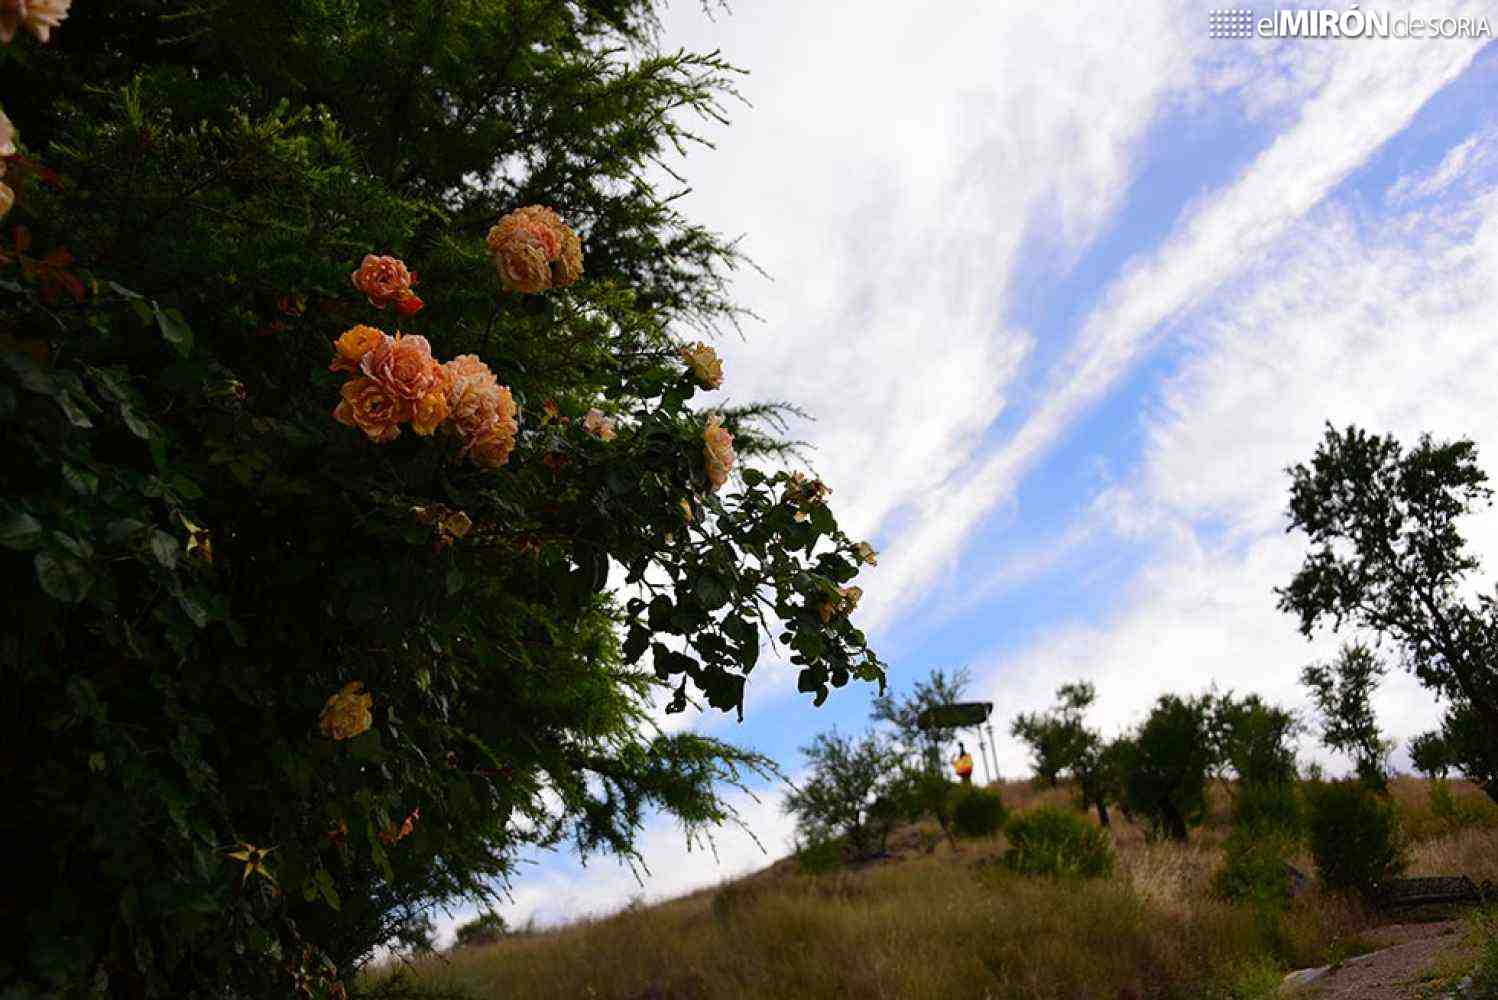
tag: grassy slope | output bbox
[375,777,1498,1000]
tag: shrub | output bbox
[1002,806,1114,878]
[1232,781,1303,839]
[1212,834,1296,909]
[794,835,845,876]
[1429,780,1498,831]
[453,912,508,949]
[1306,781,1407,896]
[1469,905,1498,996]
[951,786,1008,838]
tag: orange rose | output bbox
[394,292,424,317]
[0,181,12,222]
[332,376,411,443]
[318,681,373,741]
[350,254,416,309]
[329,325,386,373]
[443,354,519,468]
[703,414,735,492]
[360,332,443,401]
[818,586,862,624]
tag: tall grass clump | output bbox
[1002,806,1114,878]
[1306,780,1407,895]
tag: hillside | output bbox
[369,777,1498,1000]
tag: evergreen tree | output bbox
[0,3,883,996]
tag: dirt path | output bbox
[1286,920,1471,999]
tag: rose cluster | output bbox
[486,205,583,294]
[0,109,14,220]
[330,323,518,469]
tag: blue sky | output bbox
[438,2,1498,939]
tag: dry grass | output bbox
[365,779,1498,1000]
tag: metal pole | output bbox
[973,725,990,785]
[985,721,1001,784]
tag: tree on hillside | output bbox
[1300,642,1393,792]
[784,730,904,861]
[1010,681,1122,826]
[1407,729,1452,781]
[1278,424,1498,804]
[0,4,884,997]
[1117,693,1218,842]
[870,666,971,774]
[1210,692,1302,791]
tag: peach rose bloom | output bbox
[554,226,584,288]
[0,109,15,158]
[703,413,735,492]
[350,253,416,309]
[486,205,582,293]
[0,181,11,221]
[319,681,373,741]
[583,408,615,441]
[360,332,443,401]
[23,0,66,40]
[818,585,863,624]
[853,542,878,567]
[411,388,449,436]
[681,342,724,390]
[443,354,519,468]
[0,1,21,45]
[329,324,386,373]
[333,376,411,443]
[469,426,517,470]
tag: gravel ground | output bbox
[1286,920,1470,999]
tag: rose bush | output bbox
[0,3,884,998]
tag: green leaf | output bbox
[35,552,93,603]
[62,463,99,496]
[348,728,383,762]
[120,405,152,439]
[446,567,465,596]
[177,593,210,628]
[149,530,179,570]
[154,305,194,357]
[0,510,43,550]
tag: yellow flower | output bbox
[410,388,449,436]
[319,681,373,741]
[329,325,386,374]
[0,181,12,221]
[438,510,472,539]
[226,843,275,885]
[680,342,724,390]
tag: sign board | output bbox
[916,701,993,730]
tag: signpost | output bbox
[918,700,999,785]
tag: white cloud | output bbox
[977,127,1498,778]
[864,23,1493,631]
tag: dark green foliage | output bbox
[1212,693,1301,789]
[1278,424,1498,805]
[1301,642,1392,792]
[1305,781,1407,897]
[792,835,845,876]
[1001,807,1114,879]
[1409,729,1452,780]
[0,3,885,997]
[1118,693,1217,841]
[950,786,1007,838]
[453,912,507,950]
[1428,780,1498,832]
[1231,781,1304,839]
[1212,834,1297,909]
[784,730,903,861]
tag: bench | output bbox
[1374,875,1495,910]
